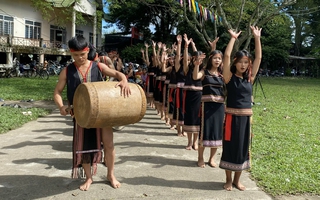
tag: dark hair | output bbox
[231,50,253,80]
[87,45,97,61]
[98,51,106,56]
[189,51,203,70]
[206,50,223,73]
[68,35,88,50]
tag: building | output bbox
[0,0,103,72]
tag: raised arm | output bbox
[193,54,206,80]
[190,38,197,52]
[141,48,146,65]
[250,26,262,83]
[222,29,242,83]
[161,44,171,73]
[208,37,219,52]
[144,42,150,66]
[183,34,192,75]
[156,42,162,67]
[174,35,182,72]
[151,40,157,66]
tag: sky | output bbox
[101,2,155,35]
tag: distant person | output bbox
[98,51,115,70]
[126,62,135,83]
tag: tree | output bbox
[260,15,292,71]
[31,0,103,30]
[179,0,296,51]
[285,0,318,57]
[105,0,181,42]
[105,0,298,69]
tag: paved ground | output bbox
[0,100,318,200]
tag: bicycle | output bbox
[31,63,49,80]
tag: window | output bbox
[50,25,66,48]
[25,20,41,39]
[76,30,83,37]
[0,15,14,36]
[89,32,98,46]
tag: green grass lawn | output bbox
[251,77,320,196]
[0,76,319,197]
[0,76,65,133]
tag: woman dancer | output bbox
[192,37,224,167]
[219,26,262,191]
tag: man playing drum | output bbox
[53,35,131,191]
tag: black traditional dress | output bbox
[219,74,252,171]
[146,65,156,98]
[167,66,177,119]
[199,70,225,147]
[183,67,202,133]
[172,66,185,126]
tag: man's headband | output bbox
[69,47,89,52]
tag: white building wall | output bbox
[0,0,47,39]
[76,0,96,16]
[0,0,100,44]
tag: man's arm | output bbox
[53,67,68,115]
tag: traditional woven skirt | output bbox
[146,74,154,98]
[167,87,175,119]
[172,87,184,125]
[154,79,161,103]
[72,120,102,178]
[183,90,201,132]
[219,115,251,171]
[199,102,224,147]
[163,82,169,111]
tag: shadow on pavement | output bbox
[0,175,80,200]
[116,155,197,168]
[120,176,223,191]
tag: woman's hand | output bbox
[194,53,206,66]
[250,26,262,38]
[209,37,219,51]
[176,35,182,43]
[151,40,156,47]
[228,29,242,39]
[183,34,192,46]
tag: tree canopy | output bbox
[104,0,320,71]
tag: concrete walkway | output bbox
[0,105,275,200]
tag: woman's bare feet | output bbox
[192,143,198,151]
[208,160,217,168]
[233,182,246,191]
[223,181,233,191]
[107,175,121,189]
[79,178,93,191]
[185,145,192,150]
[197,159,205,168]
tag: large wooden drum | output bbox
[73,81,147,128]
